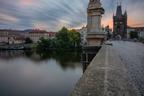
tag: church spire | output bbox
[124,10,127,17]
[116,5,122,17]
[117,0,122,6]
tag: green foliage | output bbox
[57,27,69,41]
[139,37,144,43]
[25,37,33,44]
[36,27,81,51]
[36,37,52,51]
[69,29,81,48]
[56,27,70,48]
[56,27,81,49]
[130,31,138,39]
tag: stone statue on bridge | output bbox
[87,0,106,46]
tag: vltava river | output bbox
[0,50,82,96]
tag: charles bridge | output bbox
[72,41,144,96]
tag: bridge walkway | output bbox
[72,41,144,96]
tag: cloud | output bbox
[0,0,144,31]
[0,13,19,24]
[20,0,33,6]
[126,1,144,27]
[32,21,49,30]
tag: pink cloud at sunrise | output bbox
[20,0,33,6]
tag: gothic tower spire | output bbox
[117,0,122,6]
[116,5,122,17]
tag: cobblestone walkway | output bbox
[112,41,144,96]
[72,41,144,96]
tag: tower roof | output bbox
[116,5,122,17]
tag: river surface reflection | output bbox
[0,50,82,96]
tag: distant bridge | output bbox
[72,41,144,96]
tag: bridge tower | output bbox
[87,0,105,46]
[113,0,127,39]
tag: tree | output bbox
[56,27,81,48]
[56,27,70,48]
[25,37,33,44]
[36,27,81,51]
[57,27,69,41]
[130,31,138,39]
[69,29,81,47]
[139,37,144,43]
[36,37,51,51]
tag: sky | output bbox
[0,0,144,31]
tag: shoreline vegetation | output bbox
[0,27,82,52]
[36,27,81,52]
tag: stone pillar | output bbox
[87,0,106,46]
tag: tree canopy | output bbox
[130,31,138,39]
[25,37,33,44]
[36,27,81,51]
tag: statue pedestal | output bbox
[86,0,105,47]
[87,32,106,46]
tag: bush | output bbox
[36,37,52,51]
[25,37,33,44]
[139,37,144,43]
[130,31,138,39]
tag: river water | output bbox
[0,50,82,96]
